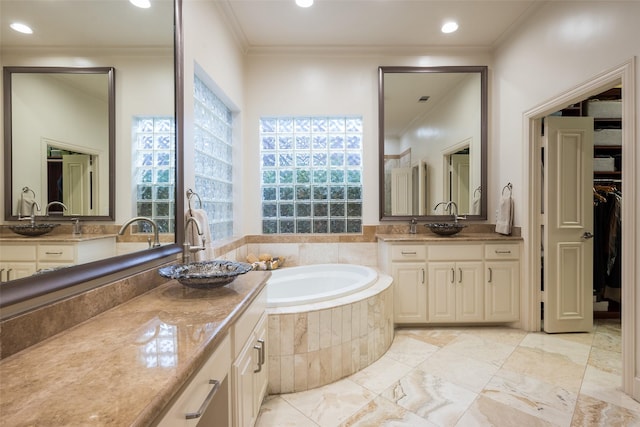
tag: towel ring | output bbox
[186,189,202,216]
[502,182,513,196]
[22,186,36,197]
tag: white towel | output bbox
[472,193,481,215]
[185,209,212,262]
[495,193,514,235]
[19,193,37,218]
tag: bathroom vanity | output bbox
[0,234,116,281]
[378,233,522,325]
[0,270,270,427]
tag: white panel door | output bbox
[543,116,594,333]
[62,154,92,216]
[391,167,413,215]
[451,154,470,214]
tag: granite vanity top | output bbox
[376,232,523,242]
[0,233,117,242]
[0,271,270,426]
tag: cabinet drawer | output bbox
[0,244,36,261]
[484,244,520,260]
[391,245,426,261]
[233,287,266,357]
[38,244,75,262]
[428,244,482,261]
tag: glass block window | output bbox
[193,75,234,241]
[260,116,363,234]
[133,117,175,233]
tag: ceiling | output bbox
[217,0,542,52]
[0,0,542,51]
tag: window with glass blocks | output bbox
[133,117,175,233]
[193,75,234,241]
[260,116,363,234]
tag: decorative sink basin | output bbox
[158,260,253,289]
[8,223,60,237]
[425,223,466,236]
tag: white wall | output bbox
[243,52,491,234]
[492,1,640,228]
[181,0,245,234]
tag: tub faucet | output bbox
[183,216,206,264]
[45,201,68,215]
[434,201,462,223]
[118,216,160,248]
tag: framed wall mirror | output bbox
[4,66,115,220]
[379,66,487,221]
[0,0,183,310]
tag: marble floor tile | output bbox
[417,347,499,393]
[383,334,440,367]
[261,325,633,427]
[341,396,437,427]
[501,346,586,393]
[482,368,577,425]
[381,370,477,426]
[456,394,558,427]
[349,355,413,394]
[256,395,318,427]
[441,333,516,367]
[280,378,375,427]
[571,394,640,427]
[519,333,592,365]
[580,365,640,413]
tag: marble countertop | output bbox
[0,233,117,242]
[376,232,523,242]
[0,270,270,426]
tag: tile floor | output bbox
[256,319,640,426]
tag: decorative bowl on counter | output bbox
[158,260,254,289]
[424,222,466,236]
[7,223,60,237]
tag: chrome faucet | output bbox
[183,216,206,263]
[118,216,161,248]
[45,201,68,215]
[26,201,40,226]
[434,201,462,223]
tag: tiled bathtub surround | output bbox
[267,273,394,394]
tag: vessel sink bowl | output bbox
[8,223,60,237]
[425,222,466,236]
[158,260,253,289]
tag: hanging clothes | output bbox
[593,187,622,298]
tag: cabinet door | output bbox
[427,262,456,322]
[0,262,37,281]
[392,262,427,323]
[233,338,257,427]
[456,262,484,322]
[252,315,268,421]
[485,261,520,322]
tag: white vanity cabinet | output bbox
[232,289,268,427]
[379,239,521,324]
[0,237,116,278]
[155,334,232,427]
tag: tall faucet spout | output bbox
[29,201,40,226]
[118,216,160,248]
[45,201,68,215]
[183,217,206,263]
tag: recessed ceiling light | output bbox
[10,22,33,34]
[130,0,151,8]
[296,0,313,7]
[441,21,459,34]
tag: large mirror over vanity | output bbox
[0,0,183,305]
[379,66,487,221]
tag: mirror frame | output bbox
[378,65,488,222]
[0,0,184,309]
[3,66,116,221]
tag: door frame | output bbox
[523,58,636,395]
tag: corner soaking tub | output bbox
[265,264,393,394]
